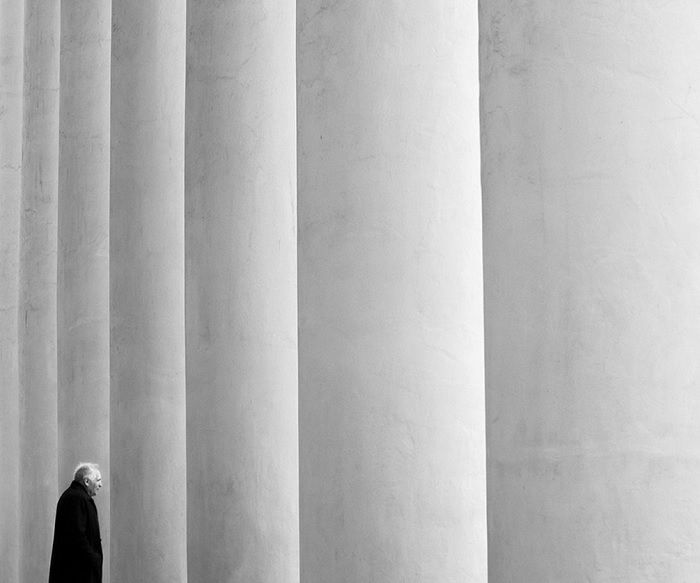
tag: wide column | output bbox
[0,0,23,580]
[110,1,187,581]
[482,2,700,581]
[19,1,60,581]
[58,1,111,581]
[185,0,299,581]
[297,1,486,581]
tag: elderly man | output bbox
[48,462,103,583]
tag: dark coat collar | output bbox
[69,480,90,496]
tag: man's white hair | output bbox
[73,462,100,483]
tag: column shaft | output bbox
[298,1,486,581]
[0,0,23,580]
[185,0,299,581]
[482,1,700,580]
[110,1,187,581]
[19,0,60,581]
[58,1,111,581]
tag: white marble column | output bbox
[58,1,111,581]
[482,1,700,581]
[0,1,23,581]
[19,0,60,581]
[110,0,187,581]
[185,0,299,581]
[297,1,486,581]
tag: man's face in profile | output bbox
[85,471,102,497]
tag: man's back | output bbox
[48,480,102,583]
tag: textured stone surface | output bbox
[58,1,111,580]
[19,1,60,581]
[298,1,487,581]
[482,1,700,580]
[0,0,23,580]
[185,0,300,580]
[110,1,187,581]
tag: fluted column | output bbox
[482,2,700,581]
[110,0,187,581]
[19,1,60,581]
[0,1,23,581]
[298,1,486,581]
[185,0,299,581]
[58,1,111,581]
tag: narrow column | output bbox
[110,1,187,581]
[482,2,700,581]
[58,1,111,581]
[19,0,60,581]
[185,0,299,581]
[297,2,486,581]
[0,1,24,580]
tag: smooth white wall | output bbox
[482,1,700,580]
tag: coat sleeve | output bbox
[60,495,102,569]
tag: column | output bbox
[482,1,700,581]
[185,0,299,581]
[297,1,486,581]
[0,0,23,580]
[110,0,187,581]
[19,0,60,581]
[58,1,111,581]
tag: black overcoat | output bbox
[48,480,103,583]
